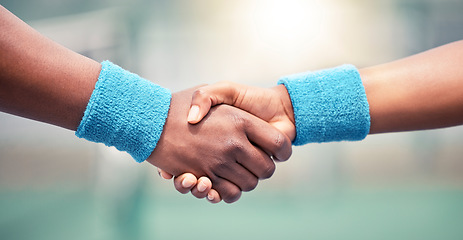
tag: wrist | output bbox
[273,84,295,125]
[147,90,187,169]
[76,61,171,162]
[278,64,371,145]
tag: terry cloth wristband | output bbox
[278,64,370,146]
[76,61,171,163]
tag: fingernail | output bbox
[197,181,207,192]
[207,193,214,201]
[187,105,200,122]
[182,178,194,188]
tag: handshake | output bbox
[2,5,462,205]
[0,6,365,205]
[150,65,370,203]
[76,62,370,204]
[153,82,297,204]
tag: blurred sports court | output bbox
[1,0,463,239]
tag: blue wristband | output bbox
[278,64,370,146]
[76,61,171,162]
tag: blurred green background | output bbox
[1,0,463,239]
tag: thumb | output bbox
[187,81,241,124]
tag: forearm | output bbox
[0,5,100,130]
[361,40,463,134]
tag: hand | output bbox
[147,87,292,203]
[157,170,222,203]
[188,81,296,140]
[159,82,297,203]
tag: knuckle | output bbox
[230,112,245,128]
[273,132,286,149]
[272,132,292,160]
[242,177,258,192]
[224,139,244,155]
[192,88,208,100]
[260,161,276,179]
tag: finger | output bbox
[173,173,198,194]
[188,81,241,124]
[191,176,212,199]
[158,168,173,179]
[236,143,276,180]
[211,176,242,204]
[206,189,222,203]
[214,161,259,192]
[243,113,293,162]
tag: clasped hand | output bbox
[150,83,296,203]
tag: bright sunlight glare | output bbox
[249,0,326,48]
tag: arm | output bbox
[187,40,463,136]
[361,40,463,133]
[0,5,100,130]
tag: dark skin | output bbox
[0,5,293,203]
[0,5,99,130]
[150,88,291,203]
